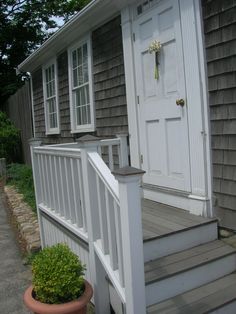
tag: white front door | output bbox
[133,0,191,192]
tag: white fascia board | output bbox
[17,0,133,73]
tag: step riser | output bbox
[144,222,218,262]
[145,254,236,306]
[213,301,236,314]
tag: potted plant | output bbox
[24,243,93,314]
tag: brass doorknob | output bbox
[176,98,185,107]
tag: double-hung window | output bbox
[68,37,95,132]
[43,60,60,134]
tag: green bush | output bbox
[32,243,85,304]
[0,111,21,163]
[7,163,36,211]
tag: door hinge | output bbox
[140,154,143,164]
[133,33,136,42]
[137,95,140,104]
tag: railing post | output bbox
[78,135,110,314]
[28,138,45,247]
[116,132,129,167]
[113,166,146,314]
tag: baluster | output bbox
[49,155,56,210]
[70,158,83,227]
[36,154,44,204]
[108,145,114,171]
[63,157,72,221]
[96,174,109,254]
[77,158,86,231]
[105,187,118,270]
[113,200,124,287]
[53,156,60,214]
[45,155,52,209]
[58,156,66,218]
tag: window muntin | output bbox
[43,61,59,134]
[69,38,94,132]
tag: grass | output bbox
[6,163,36,212]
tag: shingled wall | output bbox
[32,15,128,144]
[202,0,236,229]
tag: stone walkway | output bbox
[0,188,31,314]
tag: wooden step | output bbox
[147,273,236,314]
[142,199,218,261]
[145,240,236,305]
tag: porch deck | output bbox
[142,199,217,242]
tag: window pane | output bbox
[77,47,82,66]
[78,66,83,85]
[51,80,55,96]
[73,69,78,87]
[83,44,88,63]
[83,62,88,83]
[85,85,90,104]
[76,106,81,126]
[81,105,87,125]
[51,64,55,78]
[81,87,85,106]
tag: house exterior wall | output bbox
[32,15,128,145]
[202,0,236,229]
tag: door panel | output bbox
[133,0,191,192]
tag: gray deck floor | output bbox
[142,199,216,241]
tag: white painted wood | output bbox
[52,156,59,214]
[96,173,109,254]
[68,35,95,133]
[133,0,191,192]
[179,0,208,198]
[94,241,126,304]
[105,187,118,270]
[88,151,119,202]
[114,170,146,314]
[143,221,218,262]
[80,140,110,314]
[194,0,213,217]
[109,283,124,314]
[39,204,88,243]
[64,157,72,221]
[70,158,82,227]
[143,186,209,216]
[77,159,87,231]
[145,254,236,306]
[121,7,141,168]
[116,133,129,167]
[42,58,60,135]
[113,200,124,287]
[29,140,45,247]
[108,145,114,171]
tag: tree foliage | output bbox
[0,0,90,104]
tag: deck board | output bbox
[142,199,217,241]
[145,240,236,284]
[147,273,236,314]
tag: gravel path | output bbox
[0,188,31,314]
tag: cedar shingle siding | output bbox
[92,15,128,137]
[32,15,128,144]
[202,0,236,229]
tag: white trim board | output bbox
[121,0,212,217]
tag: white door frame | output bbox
[121,0,213,217]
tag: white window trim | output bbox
[68,34,95,133]
[42,58,60,135]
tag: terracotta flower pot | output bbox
[24,280,93,314]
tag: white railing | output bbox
[48,133,129,171]
[30,135,146,314]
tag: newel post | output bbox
[78,135,110,314]
[28,138,45,246]
[113,166,146,314]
